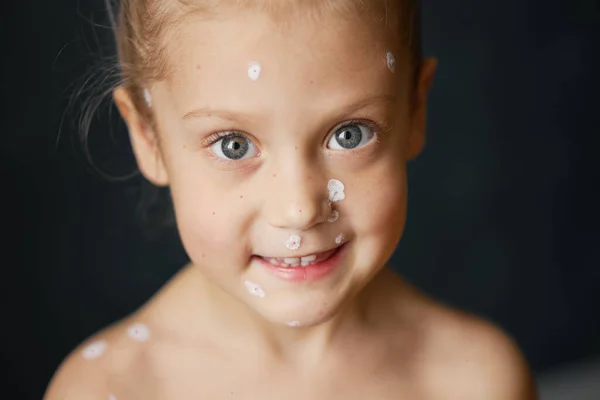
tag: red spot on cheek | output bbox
[212,212,215,215]
[196,64,201,70]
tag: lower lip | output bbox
[255,243,348,283]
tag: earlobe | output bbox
[406,57,438,161]
[113,86,169,186]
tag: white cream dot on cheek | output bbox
[285,235,302,250]
[328,179,345,203]
[109,395,117,400]
[247,62,261,81]
[386,51,396,73]
[335,233,345,245]
[245,280,266,298]
[327,209,340,223]
[127,323,151,342]
[82,340,107,360]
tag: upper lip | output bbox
[256,243,342,259]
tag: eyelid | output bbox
[201,130,252,148]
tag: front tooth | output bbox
[268,258,279,265]
[300,260,311,267]
[300,254,317,262]
[284,257,300,266]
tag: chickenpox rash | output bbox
[248,62,261,81]
[286,235,302,250]
[127,323,151,342]
[386,51,396,73]
[245,280,266,298]
[328,179,345,203]
[82,340,107,360]
[328,209,340,223]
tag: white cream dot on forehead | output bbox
[386,51,396,73]
[285,234,302,250]
[81,340,107,360]
[127,323,151,342]
[247,62,261,81]
[328,179,345,203]
[245,280,266,298]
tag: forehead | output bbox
[161,8,406,116]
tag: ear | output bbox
[113,86,169,186]
[405,57,438,160]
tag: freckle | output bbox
[212,212,215,215]
[294,146,298,150]
[310,80,314,84]
[307,175,312,180]
[299,209,302,213]
[240,195,244,199]
[196,64,201,70]
[202,253,205,258]
[273,173,277,178]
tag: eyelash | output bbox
[203,118,392,154]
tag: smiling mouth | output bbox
[257,245,341,268]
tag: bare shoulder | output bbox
[44,318,155,400]
[411,293,538,399]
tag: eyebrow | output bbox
[181,94,397,123]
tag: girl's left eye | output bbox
[327,122,376,150]
[210,134,259,160]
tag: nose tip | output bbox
[268,196,331,231]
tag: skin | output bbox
[45,6,537,400]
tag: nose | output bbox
[263,161,331,231]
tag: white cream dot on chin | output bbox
[327,209,340,223]
[335,233,345,245]
[287,321,301,327]
[386,51,396,73]
[328,179,345,203]
[81,340,107,360]
[285,235,302,250]
[109,395,117,400]
[127,323,151,342]
[247,62,261,81]
[245,280,266,298]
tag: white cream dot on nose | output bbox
[328,179,345,202]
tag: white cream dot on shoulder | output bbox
[127,323,151,342]
[81,340,107,360]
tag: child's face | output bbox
[119,8,435,326]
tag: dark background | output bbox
[2,0,599,398]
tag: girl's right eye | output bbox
[209,133,259,160]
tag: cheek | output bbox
[166,162,252,269]
[349,161,408,241]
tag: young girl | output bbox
[46,0,536,398]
